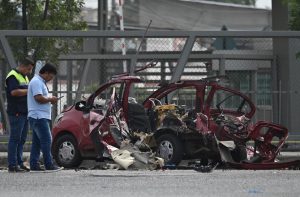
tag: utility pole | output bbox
[98,0,107,84]
[116,0,127,73]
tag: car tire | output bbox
[52,134,82,168]
[156,134,184,165]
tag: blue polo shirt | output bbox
[27,75,52,120]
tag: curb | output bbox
[0,152,299,169]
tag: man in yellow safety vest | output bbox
[5,57,34,172]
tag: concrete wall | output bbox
[138,0,271,30]
[82,0,271,31]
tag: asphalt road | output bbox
[1,169,300,197]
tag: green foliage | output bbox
[288,0,300,30]
[281,0,300,30]
[282,0,300,59]
[0,0,19,29]
[0,0,87,63]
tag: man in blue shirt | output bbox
[27,63,63,172]
[6,57,34,172]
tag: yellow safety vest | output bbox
[5,70,29,87]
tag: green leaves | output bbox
[0,0,19,29]
[281,0,300,30]
[282,0,300,59]
[288,0,300,31]
[0,0,87,62]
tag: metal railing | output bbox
[1,30,300,138]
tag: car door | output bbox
[78,83,122,147]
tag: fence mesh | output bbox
[1,35,299,136]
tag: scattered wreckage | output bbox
[52,64,300,171]
[75,87,164,170]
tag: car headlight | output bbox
[53,113,64,126]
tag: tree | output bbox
[0,0,87,62]
[281,0,300,58]
[287,0,300,30]
[205,0,256,6]
[289,1,300,58]
[279,0,300,30]
[0,1,19,29]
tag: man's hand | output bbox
[48,96,58,104]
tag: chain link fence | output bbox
[48,36,275,121]
[1,33,299,137]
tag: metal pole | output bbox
[0,35,17,69]
[75,59,91,102]
[116,0,127,73]
[0,92,9,134]
[170,35,196,83]
[67,60,73,106]
[219,58,225,76]
[279,80,282,124]
[98,0,107,84]
[271,56,279,123]
[251,70,257,122]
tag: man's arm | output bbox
[10,89,28,97]
[34,94,58,104]
[6,77,28,97]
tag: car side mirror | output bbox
[75,101,90,113]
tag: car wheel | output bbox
[156,134,183,165]
[52,134,82,168]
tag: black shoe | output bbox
[20,165,30,172]
[45,165,64,172]
[30,165,45,172]
[8,166,26,173]
[8,166,16,173]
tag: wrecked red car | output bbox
[52,72,300,169]
[143,77,300,169]
[51,75,145,168]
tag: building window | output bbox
[257,72,272,106]
[226,71,272,106]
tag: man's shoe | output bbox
[20,165,30,172]
[45,165,64,172]
[8,166,26,173]
[30,165,45,172]
[8,166,16,173]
